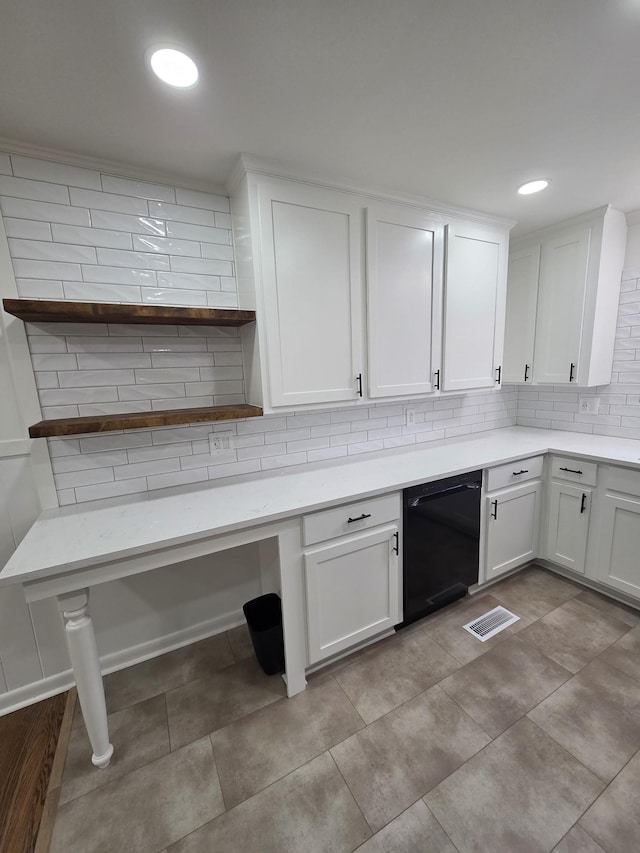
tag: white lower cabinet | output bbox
[485,481,541,580]
[545,482,591,574]
[304,523,400,665]
[594,469,640,599]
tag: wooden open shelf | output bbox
[2,299,256,327]
[28,404,264,438]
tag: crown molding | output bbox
[227,153,517,230]
[0,137,227,196]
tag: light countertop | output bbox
[2,426,639,586]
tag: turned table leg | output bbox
[57,589,114,768]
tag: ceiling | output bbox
[2,0,640,235]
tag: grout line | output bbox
[325,750,374,839]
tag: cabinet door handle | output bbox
[524,364,530,382]
[559,467,583,475]
[356,373,363,397]
[569,363,576,382]
[347,513,371,523]
[434,369,440,391]
[580,493,587,514]
[495,365,502,384]
[392,531,399,555]
[513,469,529,476]
[490,500,498,519]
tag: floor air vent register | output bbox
[463,606,520,642]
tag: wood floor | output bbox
[0,691,72,853]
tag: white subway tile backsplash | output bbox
[261,451,307,471]
[31,353,78,371]
[0,154,11,174]
[170,256,233,276]
[214,212,232,229]
[0,197,91,225]
[157,271,221,291]
[62,281,143,303]
[66,336,143,352]
[58,369,135,387]
[81,265,157,286]
[16,278,64,299]
[39,387,119,406]
[12,259,83,280]
[148,201,215,227]
[151,396,213,411]
[140,287,208,306]
[76,352,152,370]
[134,367,201,384]
[100,176,175,202]
[206,292,238,307]
[166,222,230,244]
[9,238,97,264]
[41,404,79,418]
[54,467,115,490]
[174,188,229,212]
[143,337,207,353]
[0,175,69,204]
[70,187,147,215]
[90,210,166,236]
[147,468,208,491]
[11,156,101,190]
[74,477,148,503]
[113,458,181,481]
[126,442,192,463]
[52,223,133,249]
[79,432,153,453]
[132,234,201,257]
[96,247,169,270]
[3,218,52,240]
[200,243,235,262]
[118,383,186,401]
[150,352,214,368]
[207,459,261,480]
[51,451,129,473]
[35,372,60,389]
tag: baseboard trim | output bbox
[0,608,245,716]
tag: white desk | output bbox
[3,426,640,767]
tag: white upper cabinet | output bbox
[534,224,591,385]
[442,221,508,391]
[230,159,513,411]
[503,245,539,384]
[506,206,627,387]
[256,179,364,408]
[366,204,444,398]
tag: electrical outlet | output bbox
[406,408,416,427]
[209,431,234,454]
[579,397,600,415]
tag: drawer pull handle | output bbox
[347,513,371,523]
[559,467,583,475]
[490,500,498,520]
[392,531,399,554]
[569,362,576,382]
[524,364,530,382]
[434,369,440,391]
[513,469,529,476]
[356,373,363,397]
[580,493,587,514]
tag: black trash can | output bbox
[242,593,285,675]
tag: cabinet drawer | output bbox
[607,466,640,497]
[551,456,597,487]
[486,456,544,492]
[303,493,400,546]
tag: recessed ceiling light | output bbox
[517,179,550,195]
[149,48,199,88]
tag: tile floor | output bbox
[51,567,640,853]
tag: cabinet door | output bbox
[503,245,540,384]
[304,525,400,664]
[442,220,508,391]
[545,482,591,574]
[485,482,541,580]
[533,225,590,385]
[366,205,444,398]
[595,494,640,600]
[258,181,364,407]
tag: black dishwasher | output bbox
[398,470,482,628]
